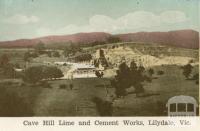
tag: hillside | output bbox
[116,30,199,49]
[0,32,111,48]
[0,29,199,49]
[103,46,198,68]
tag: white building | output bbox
[66,63,96,79]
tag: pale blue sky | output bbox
[0,0,199,41]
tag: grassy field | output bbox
[0,44,198,116]
[0,65,198,116]
[112,65,199,116]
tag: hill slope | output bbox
[0,30,198,49]
[116,30,199,49]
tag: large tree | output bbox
[24,66,63,83]
[0,54,9,67]
[182,64,193,79]
[24,66,43,83]
[111,61,149,97]
[148,68,154,77]
[111,62,132,98]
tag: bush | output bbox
[92,97,113,116]
[181,64,193,79]
[53,51,60,57]
[192,73,199,80]
[41,82,52,88]
[59,84,67,89]
[24,66,64,83]
[148,68,154,76]
[196,80,199,85]
[157,70,164,75]
[69,83,73,90]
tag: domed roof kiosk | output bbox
[166,95,198,116]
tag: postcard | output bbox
[0,0,199,130]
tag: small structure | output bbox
[94,49,108,70]
[67,63,96,79]
[14,68,24,72]
[54,62,68,66]
[166,95,198,116]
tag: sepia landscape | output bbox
[0,0,199,116]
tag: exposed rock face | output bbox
[103,46,197,68]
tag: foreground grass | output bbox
[0,65,198,116]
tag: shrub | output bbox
[24,66,64,83]
[181,64,193,79]
[41,82,52,88]
[53,51,60,57]
[59,84,67,89]
[69,83,73,90]
[148,68,154,76]
[92,97,113,116]
[192,73,199,80]
[157,70,164,75]
[196,80,199,85]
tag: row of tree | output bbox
[23,66,63,83]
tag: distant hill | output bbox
[116,30,199,49]
[0,32,111,48]
[0,30,198,49]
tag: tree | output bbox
[92,97,113,116]
[95,71,104,78]
[75,53,92,62]
[192,73,199,85]
[63,47,71,57]
[148,68,154,76]
[63,43,82,57]
[14,63,21,68]
[69,83,73,90]
[47,52,52,57]
[24,66,64,83]
[0,54,9,67]
[24,66,43,83]
[111,62,131,98]
[192,73,199,80]
[50,67,64,79]
[42,66,64,80]
[23,52,31,62]
[2,64,15,78]
[182,64,193,79]
[157,70,164,75]
[53,51,60,57]
[34,42,45,53]
[130,61,147,95]
[111,61,150,98]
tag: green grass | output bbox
[112,65,199,116]
[0,46,198,116]
[0,65,198,116]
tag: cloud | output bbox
[36,10,188,36]
[160,11,188,23]
[3,14,39,24]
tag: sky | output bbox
[0,0,199,41]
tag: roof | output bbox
[166,95,198,107]
[72,63,95,70]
